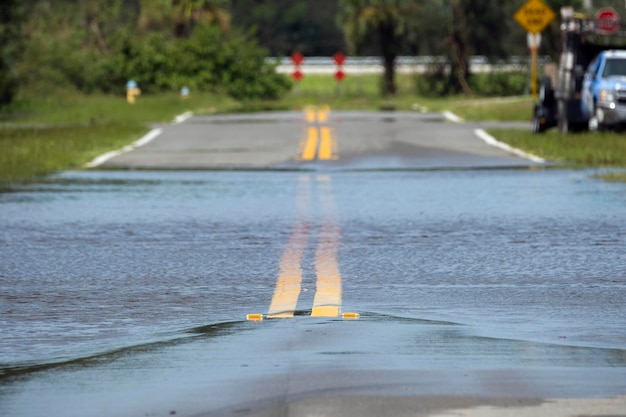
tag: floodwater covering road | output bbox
[1,110,625,417]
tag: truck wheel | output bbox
[532,108,546,134]
[588,106,605,132]
[589,114,599,131]
[589,106,606,132]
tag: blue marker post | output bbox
[180,86,190,99]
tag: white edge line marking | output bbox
[85,128,163,168]
[443,111,463,123]
[174,111,193,124]
[474,128,545,163]
[85,111,193,168]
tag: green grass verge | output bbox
[1,92,237,185]
[252,74,534,121]
[3,92,238,125]
[0,123,147,185]
[440,96,533,122]
[489,128,626,182]
[1,75,624,185]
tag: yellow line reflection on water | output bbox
[267,176,311,318]
[311,176,342,317]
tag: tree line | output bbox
[1,0,599,108]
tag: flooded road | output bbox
[1,110,626,416]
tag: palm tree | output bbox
[172,0,230,38]
[338,0,417,96]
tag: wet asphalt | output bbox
[1,110,625,417]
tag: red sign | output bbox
[334,70,345,82]
[292,70,303,82]
[333,52,346,66]
[291,52,304,66]
[596,7,620,35]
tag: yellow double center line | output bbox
[299,106,338,161]
[247,107,357,322]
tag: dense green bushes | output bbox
[468,72,527,97]
[415,71,527,97]
[103,27,292,100]
[15,16,292,100]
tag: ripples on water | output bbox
[1,169,625,376]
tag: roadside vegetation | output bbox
[487,129,626,182]
[0,92,234,185]
[2,1,626,186]
[3,73,626,185]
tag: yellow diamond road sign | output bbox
[514,0,556,34]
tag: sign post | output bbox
[333,52,346,95]
[514,0,556,98]
[333,52,346,82]
[291,52,304,83]
[527,33,542,99]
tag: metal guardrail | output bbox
[271,56,552,74]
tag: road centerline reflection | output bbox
[267,174,343,318]
[267,176,311,318]
[311,175,342,317]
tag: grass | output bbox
[488,128,626,181]
[235,74,534,121]
[441,96,533,121]
[1,92,237,185]
[0,123,146,185]
[230,74,418,113]
[488,128,626,166]
[2,91,238,125]
[1,74,625,184]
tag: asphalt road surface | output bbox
[1,109,625,417]
[99,109,537,170]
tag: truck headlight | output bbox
[600,89,616,103]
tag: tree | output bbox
[338,0,418,96]
[230,0,346,56]
[541,0,584,61]
[135,0,230,37]
[0,0,29,107]
[172,0,230,37]
[410,0,531,96]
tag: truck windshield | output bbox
[603,58,626,77]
